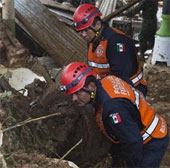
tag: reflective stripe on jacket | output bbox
[130,63,147,87]
[95,75,168,144]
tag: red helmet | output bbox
[60,62,94,95]
[73,4,102,31]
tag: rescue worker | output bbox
[60,62,169,168]
[73,4,148,96]
[123,0,158,61]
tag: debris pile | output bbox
[0,20,29,68]
[0,18,112,168]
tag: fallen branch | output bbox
[56,138,83,165]
[0,123,7,168]
[2,112,62,133]
[0,152,7,168]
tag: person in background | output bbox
[60,61,169,168]
[123,0,158,62]
[72,3,148,96]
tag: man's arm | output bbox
[103,98,143,166]
[106,34,138,78]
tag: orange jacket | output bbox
[88,27,147,87]
[95,75,168,144]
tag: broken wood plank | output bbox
[40,0,74,22]
[15,0,87,66]
[39,0,76,13]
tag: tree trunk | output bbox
[2,0,15,35]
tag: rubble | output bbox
[0,15,111,168]
[0,19,29,68]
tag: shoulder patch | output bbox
[96,44,104,57]
[110,113,122,124]
[116,43,126,52]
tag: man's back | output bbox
[141,0,158,20]
[125,0,158,19]
[88,23,147,95]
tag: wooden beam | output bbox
[103,0,140,22]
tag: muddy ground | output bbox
[0,59,170,168]
[144,61,170,168]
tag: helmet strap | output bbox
[89,26,99,37]
[81,87,96,102]
[89,24,103,42]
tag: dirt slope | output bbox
[145,63,170,168]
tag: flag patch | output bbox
[116,43,125,52]
[110,113,122,124]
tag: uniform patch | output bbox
[96,44,104,57]
[116,43,125,52]
[110,113,122,124]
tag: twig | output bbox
[2,112,62,133]
[56,138,82,165]
[0,152,8,168]
[0,123,7,168]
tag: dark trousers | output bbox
[139,135,169,168]
[111,135,169,168]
